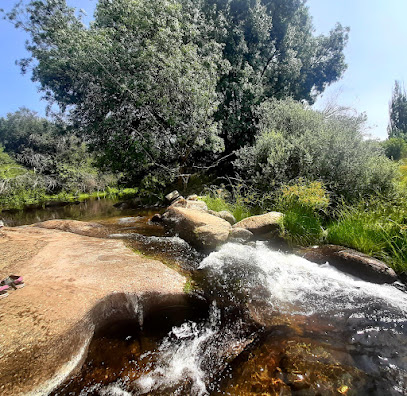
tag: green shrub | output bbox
[235,98,397,204]
[276,179,330,213]
[382,137,407,161]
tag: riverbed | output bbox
[3,198,407,395]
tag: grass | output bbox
[199,184,268,222]
[280,208,324,246]
[327,200,407,275]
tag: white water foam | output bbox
[199,242,407,316]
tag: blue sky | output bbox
[1,0,406,140]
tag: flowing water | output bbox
[4,199,407,395]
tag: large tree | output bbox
[7,0,349,182]
[388,80,407,140]
[190,0,350,152]
[8,0,224,185]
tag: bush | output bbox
[234,98,397,204]
[382,137,407,161]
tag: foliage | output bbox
[192,0,349,152]
[276,179,330,213]
[279,208,323,247]
[234,98,397,203]
[388,80,407,140]
[7,0,224,180]
[382,137,407,160]
[6,0,350,180]
[0,146,26,179]
[327,197,407,274]
[276,179,329,246]
[0,109,117,194]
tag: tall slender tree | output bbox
[388,80,407,140]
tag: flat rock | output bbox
[35,219,109,238]
[162,207,231,250]
[300,244,398,284]
[0,225,185,395]
[233,212,283,235]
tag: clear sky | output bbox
[1,0,406,140]
[307,0,407,139]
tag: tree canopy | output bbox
[7,0,349,183]
[195,0,349,151]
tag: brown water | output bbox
[5,198,407,395]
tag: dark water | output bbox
[5,199,407,395]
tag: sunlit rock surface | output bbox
[162,206,231,250]
[300,244,398,284]
[0,224,185,395]
[233,212,283,235]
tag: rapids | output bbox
[4,199,407,395]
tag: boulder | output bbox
[187,194,198,201]
[233,212,283,235]
[170,198,208,212]
[162,206,231,250]
[209,210,236,225]
[228,227,253,243]
[0,225,185,395]
[300,244,398,284]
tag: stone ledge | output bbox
[0,225,186,395]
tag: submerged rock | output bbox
[300,244,398,284]
[0,224,186,395]
[162,207,231,250]
[233,212,283,235]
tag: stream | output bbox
[3,198,407,395]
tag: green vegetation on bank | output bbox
[0,187,139,212]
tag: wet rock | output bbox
[0,225,186,395]
[228,227,253,243]
[209,210,236,225]
[165,190,180,202]
[44,201,70,208]
[150,214,162,223]
[233,212,283,235]
[300,244,398,284]
[162,207,231,251]
[34,219,109,238]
